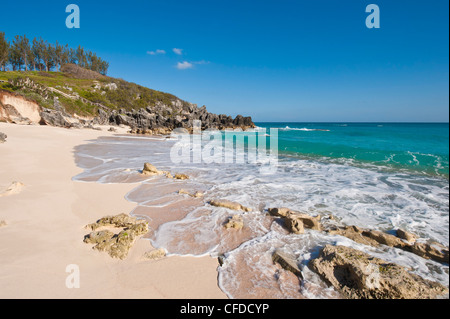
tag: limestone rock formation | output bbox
[84,214,149,260]
[268,207,321,231]
[396,229,417,243]
[174,173,189,180]
[409,242,449,264]
[272,249,304,279]
[224,215,244,230]
[327,225,449,264]
[141,162,161,176]
[210,199,252,212]
[309,245,448,299]
[283,213,305,234]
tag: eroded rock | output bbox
[84,214,149,260]
[283,213,305,234]
[269,207,321,231]
[174,173,189,180]
[272,249,304,279]
[409,242,449,264]
[327,225,449,264]
[309,245,448,299]
[224,215,244,230]
[210,199,252,212]
[396,229,417,244]
[141,162,162,176]
[86,213,140,231]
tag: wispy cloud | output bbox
[175,60,210,70]
[176,61,193,70]
[173,48,183,55]
[147,49,166,55]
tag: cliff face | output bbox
[0,91,42,124]
[0,68,255,133]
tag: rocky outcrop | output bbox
[283,213,305,234]
[223,215,244,230]
[210,199,252,212]
[409,242,449,264]
[268,207,321,232]
[309,245,448,299]
[84,213,149,260]
[272,249,304,279]
[327,225,449,264]
[0,132,6,143]
[0,90,42,124]
[396,229,417,243]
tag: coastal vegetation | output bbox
[0,32,109,74]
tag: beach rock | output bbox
[409,242,449,264]
[84,215,149,260]
[328,225,449,264]
[327,226,380,247]
[39,108,72,128]
[142,162,161,176]
[269,207,321,231]
[396,229,417,243]
[210,199,252,212]
[272,249,304,279]
[174,173,189,180]
[83,230,115,244]
[86,213,139,231]
[361,229,407,249]
[268,207,291,218]
[309,245,448,299]
[224,215,244,230]
[143,248,166,260]
[283,213,305,234]
[0,132,6,143]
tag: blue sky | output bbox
[1,0,448,122]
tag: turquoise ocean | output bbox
[257,122,449,178]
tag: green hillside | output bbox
[0,64,190,117]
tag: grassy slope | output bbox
[0,70,189,117]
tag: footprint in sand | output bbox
[0,181,25,197]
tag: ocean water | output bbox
[73,122,449,298]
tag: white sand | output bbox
[0,123,226,299]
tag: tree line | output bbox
[0,32,109,75]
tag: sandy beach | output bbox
[0,122,226,299]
